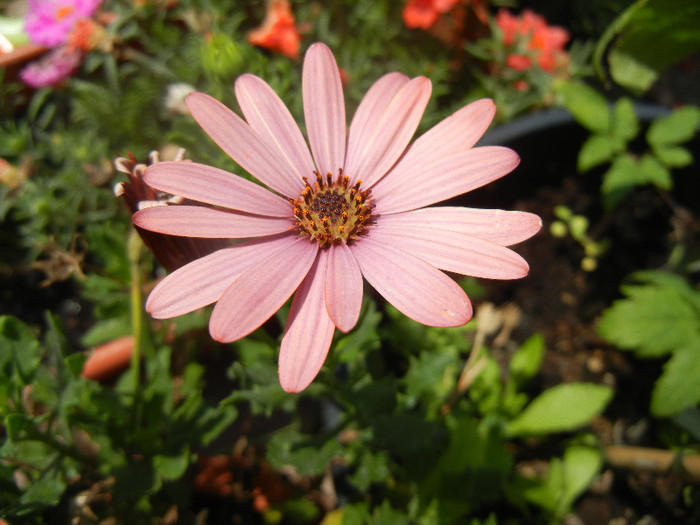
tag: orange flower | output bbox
[403,0,460,30]
[247,0,301,59]
[496,9,569,73]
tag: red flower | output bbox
[403,0,460,30]
[496,9,569,73]
[247,0,301,59]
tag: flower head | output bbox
[403,0,461,30]
[25,0,102,47]
[133,43,541,393]
[247,0,301,59]
[496,9,569,73]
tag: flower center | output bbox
[290,170,373,247]
[56,6,75,20]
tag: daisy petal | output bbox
[344,72,409,181]
[235,74,316,182]
[369,225,530,279]
[377,207,543,246]
[303,42,346,175]
[344,76,432,188]
[186,92,303,198]
[371,146,520,214]
[279,254,336,393]
[351,237,472,327]
[325,243,363,332]
[146,235,293,318]
[392,99,496,173]
[133,205,293,238]
[209,237,318,342]
[145,162,291,217]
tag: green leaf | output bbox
[508,333,545,389]
[559,446,603,512]
[507,383,613,437]
[652,144,694,168]
[599,0,700,93]
[598,271,700,358]
[557,81,610,133]
[600,154,640,209]
[153,451,190,481]
[611,98,640,141]
[647,106,700,146]
[638,154,672,189]
[651,341,700,417]
[577,134,624,172]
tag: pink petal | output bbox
[344,72,409,181]
[368,224,530,279]
[344,76,432,188]
[146,235,293,318]
[133,205,293,238]
[351,237,472,327]
[391,99,496,176]
[186,92,304,198]
[279,254,336,393]
[371,146,520,214]
[325,243,363,332]
[377,207,542,246]
[235,74,316,183]
[302,43,346,176]
[145,162,291,217]
[209,237,319,342]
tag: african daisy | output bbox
[132,42,541,393]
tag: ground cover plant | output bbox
[1,0,699,523]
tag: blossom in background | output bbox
[496,9,569,73]
[247,0,301,59]
[25,0,102,47]
[20,46,83,88]
[133,42,541,393]
[115,149,228,272]
[403,0,461,30]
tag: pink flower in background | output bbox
[247,0,301,58]
[403,0,460,30]
[20,46,82,88]
[133,42,541,393]
[25,0,102,47]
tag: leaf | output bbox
[638,154,672,189]
[651,340,700,417]
[600,154,640,209]
[153,451,190,481]
[557,81,610,134]
[611,98,640,141]
[560,446,603,513]
[507,383,613,437]
[599,0,700,93]
[652,144,694,168]
[597,271,700,358]
[577,135,624,172]
[647,106,700,146]
[508,333,545,389]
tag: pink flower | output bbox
[20,46,83,88]
[133,43,541,393]
[25,0,102,47]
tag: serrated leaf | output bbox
[651,340,700,417]
[652,144,693,168]
[647,106,700,146]
[598,272,700,357]
[577,135,623,172]
[507,383,613,437]
[557,81,610,133]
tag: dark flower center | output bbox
[290,170,373,247]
